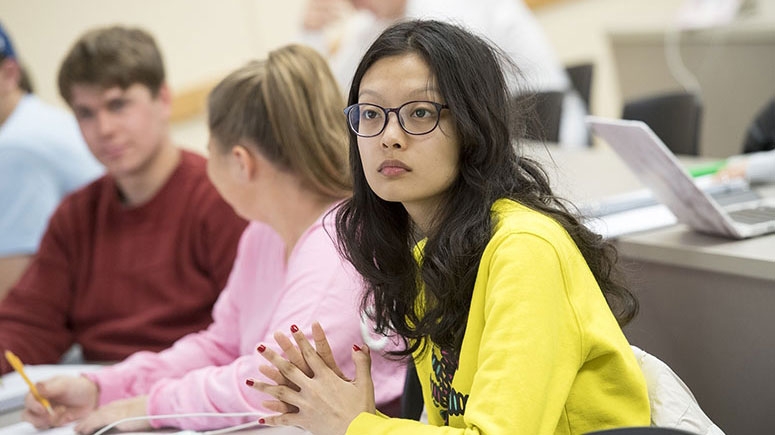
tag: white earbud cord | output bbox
[91,411,264,435]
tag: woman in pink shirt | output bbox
[22,44,405,433]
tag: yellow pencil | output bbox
[4,350,54,415]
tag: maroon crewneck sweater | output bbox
[0,150,247,374]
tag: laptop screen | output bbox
[586,116,740,238]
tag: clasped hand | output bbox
[247,322,376,435]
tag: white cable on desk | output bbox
[91,411,263,435]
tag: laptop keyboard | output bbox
[711,188,761,206]
[728,206,775,225]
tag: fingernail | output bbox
[290,324,299,333]
[257,344,266,353]
[258,418,266,424]
[353,344,361,352]
[245,379,254,386]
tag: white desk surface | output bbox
[0,418,310,435]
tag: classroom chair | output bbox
[566,62,594,111]
[631,346,725,435]
[585,427,701,435]
[399,346,724,435]
[622,91,703,156]
[400,360,424,421]
[514,90,565,143]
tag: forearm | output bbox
[145,354,265,430]
[0,294,73,374]
[0,254,31,300]
[89,326,238,405]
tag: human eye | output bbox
[107,98,127,113]
[360,106,383,121]
[74,108,94,121]
[407,102,438,119]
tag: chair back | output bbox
[400,361,424,420]
[585,428,701,435]
[622,91,703,155]
[566,62,594,111]
[514,91,565,143]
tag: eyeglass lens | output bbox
[348,101,442,136]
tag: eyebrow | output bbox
[358,86,442,101]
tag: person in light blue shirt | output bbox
[0,22,102,298]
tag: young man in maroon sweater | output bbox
[0,26,248,374]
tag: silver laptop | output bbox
[587,116,775,239]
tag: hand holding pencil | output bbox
[4,350,54,415]
[19,371,100,430]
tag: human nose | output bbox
[95,110,117,137]
[380,111,405,149]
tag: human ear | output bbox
[155,82,173,117]
[231,144,256,182]
[0,59,21,92]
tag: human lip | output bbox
[378,159,411,176]
[102,145,126,160]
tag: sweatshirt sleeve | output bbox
[746,150,775,184]
[349,232,584,435]
[0,200,78,374]
[349,227,647,434]
[85,222,263,404]
[143,223,375,431]
[85,287,243,405]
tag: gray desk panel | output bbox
[623,258,775,435]
[617,222,775,281]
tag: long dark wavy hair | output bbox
[335,20,637,357]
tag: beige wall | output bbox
[1,0,305,152]
[1,0,305,104]
[537,0,775,156]
[534,0,684,118]
[2,0,773,153]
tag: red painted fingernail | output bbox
[258,418,266,424]
[257,344,266,353]
[290,324,299,333]
[245,379,254,386]
[353,344,361,352]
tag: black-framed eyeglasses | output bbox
[344,101,449,138]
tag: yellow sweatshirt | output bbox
[347,199,650,434]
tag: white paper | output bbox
[0,421,299,435]
[0,422,75,435]
[0,421,199,435]
[0,365,102,413]
[585,204,678,239]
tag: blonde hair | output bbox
[208,44,351,199]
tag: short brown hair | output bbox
[208,44,351,199]
[57,26,165,104]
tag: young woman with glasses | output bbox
[249,20,651,434]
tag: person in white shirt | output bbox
[719,150,775,184]
[298,0,589,148]
[717,97,775,184]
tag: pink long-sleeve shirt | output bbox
[86,213,405,430]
